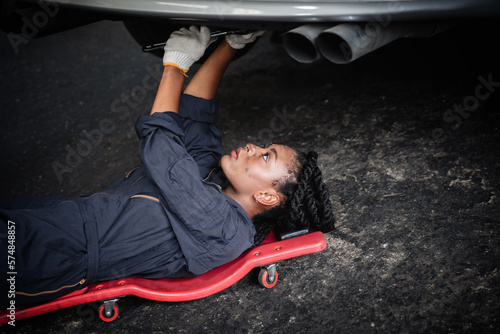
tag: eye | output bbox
[262,153,269,162]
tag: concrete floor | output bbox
[1,19,499,333]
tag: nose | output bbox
[245,143,259,156]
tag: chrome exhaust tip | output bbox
[282,24,331,63]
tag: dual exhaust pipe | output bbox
[283,22,453,64]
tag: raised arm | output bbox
[183,41,236,100]
[184,31,266,100]
[151,28,266,114]
[150,66,185,115]
[150,26,213,115]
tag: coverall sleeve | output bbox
[134,111,255,275]
[178,94,223,178]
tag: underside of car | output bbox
[2,0,500,64]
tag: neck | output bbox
[222,185,262,219]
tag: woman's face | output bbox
[221,143,297,198]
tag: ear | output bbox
[254,190,280,207]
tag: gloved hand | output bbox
[163,26,213,72]
[225,31,266,49]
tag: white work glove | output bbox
[163,26,213,72]
[225,31,266,49]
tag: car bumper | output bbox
[52,0,500,23]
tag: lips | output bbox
[231,147,242,159]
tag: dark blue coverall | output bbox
[0,94,256,307]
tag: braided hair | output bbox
[252,151,335,246]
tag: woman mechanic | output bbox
[0,27,335,307]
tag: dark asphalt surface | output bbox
[1,19,500,333]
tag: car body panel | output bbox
[23,0,500,23]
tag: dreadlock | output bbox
[252,151,335,246]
